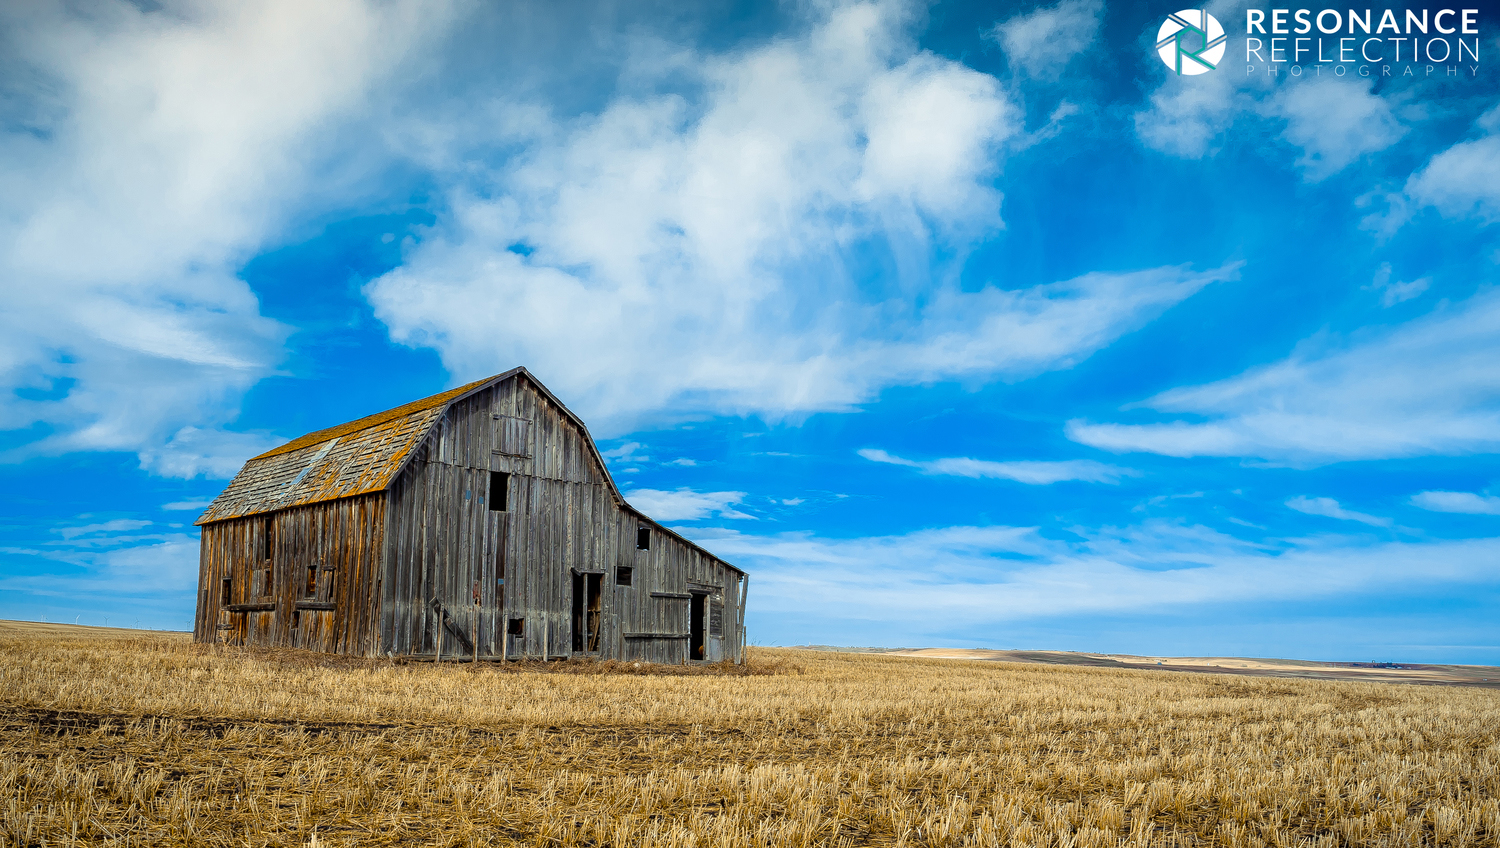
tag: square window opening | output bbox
[616,566,633,587]
[636,527,650,550]
[507,617,525,636]
[489,471,510,512]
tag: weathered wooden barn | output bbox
[193,367,747,663]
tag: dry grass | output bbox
[2,626,1497,847]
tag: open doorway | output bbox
[689,591,707,661]
[571,572,603,653]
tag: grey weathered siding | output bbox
[379,373,746,662]
[194,368,746,662]
[194,493,384,654]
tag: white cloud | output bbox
[692,521,1500,636]
[601,442,647,461]
[625,487,753,521]
[366,1,1227,432]
[136,426,282,479]
[55,519,152,540]
[665,458,697,467]
[1272,78,1406,182]
[1,533,201,603]
[3,508,203,629]
[1134,40,1405,179]
[1067,288,1500,463]
[1366,263,1429,307]
[1411,491,1500,515]
[1286,496,1391,527]
[0,0,455,476]
[1405,134,1500,224]
[1366,105,1500,234]
[859,447,1133,484]
[162,499,214,511]
[1133,65,1239,159]
[992,0,1102,80]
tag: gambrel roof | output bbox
[197,368,590,525]
[197,366,745,577]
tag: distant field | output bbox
[883,648,1500,689]
[3,623,1498,847]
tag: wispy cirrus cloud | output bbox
[859,448,1133,484]
[1286,496,1390,527]
[687,520,1500,644]
[1067,289,1500,464]
[625,487,753,522]
[1410,491,1500,515]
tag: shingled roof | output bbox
[195,370,521,525]
[196,367,745,576]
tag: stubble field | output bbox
[2,622,1497,847]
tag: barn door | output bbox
[423,465,488,660]
[689,591,707,661]
[571,571,603,655]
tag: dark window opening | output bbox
[291,610,301,629]
[616,566,633,586]
[507,617,525,636]
[221,577,232,606]
[305,565,318,598]
[636,527,650,550]
[262,517,274,562]
[489,471,510,512]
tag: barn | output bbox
[192,367,748,664]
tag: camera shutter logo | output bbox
[1156,9,1225,75]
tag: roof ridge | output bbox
[249,369,520,461]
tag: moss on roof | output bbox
[250,373,503,461]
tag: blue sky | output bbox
[2,0,1498,662]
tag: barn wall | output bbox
[194,493,385,655]
[380,373,746,661]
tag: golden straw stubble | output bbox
[1,625,1497,847]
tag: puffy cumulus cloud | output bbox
[1285,496,1391,527]
[1272,78,1406,182]
[1404,106,1500,224]
[694,520,1500,636]
[0,0,454,476]
[367,1,1227,431]
[1411,491,1500,515]
[992,0,1103,80]
[1134,19,1406,179]
[624,488,752,521]
[1133,67,1240,159]
[1067,288,1500,464]
[858,448,1133,484]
